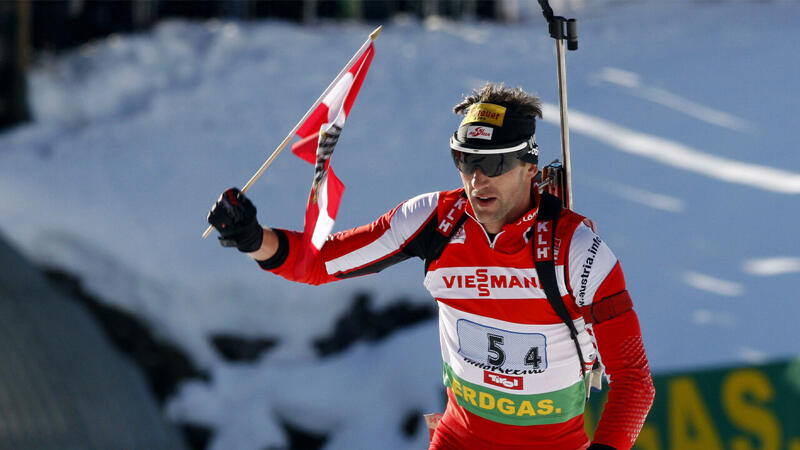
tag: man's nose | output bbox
[471,167,490,187]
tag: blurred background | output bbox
[1,0,799,449]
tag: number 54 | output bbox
[487,334,543,369]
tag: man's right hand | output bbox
[207,187,264,253]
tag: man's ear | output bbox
[525,163,539,179]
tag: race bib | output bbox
[457,319,548,372]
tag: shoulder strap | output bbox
[533,192,587,377]
[424,191,469,272]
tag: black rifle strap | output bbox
[533,192,587,377]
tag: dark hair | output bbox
[453,82,543,120]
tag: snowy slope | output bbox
[1,2,799,449]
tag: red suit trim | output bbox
[590,310,655,450]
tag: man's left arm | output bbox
[567,224,655,450]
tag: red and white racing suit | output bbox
[260,186,654,449]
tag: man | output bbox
[208,83,654,449]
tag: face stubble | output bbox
[460,163,537,234]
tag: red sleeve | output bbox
[262,228,339,285]
[590,309,655,450]
[567,223,654,448]
[262,203,405,285]
[259,192,441,285]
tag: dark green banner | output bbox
[585,358,800,450]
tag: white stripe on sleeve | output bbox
[568,223,618,308]
[324,191,439,274]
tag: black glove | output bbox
[207,187,264,253]
[588,444,616,450]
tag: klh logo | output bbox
[437,197,467,236]
[484,371,523,390]
[534,220,552,261]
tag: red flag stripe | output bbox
[291,134,319,164]
[296,104,330,138]
[292,43,374,142]
[343,45,374,118]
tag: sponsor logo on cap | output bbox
[462,103,506,127]
[467,126,493,140]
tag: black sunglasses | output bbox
[451,147,532,177]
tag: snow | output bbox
[543,102,800,194]
[595,181,685,213]
[691,309,736,328]
[1,2,799,448]
[166,322,441,450]
[742,257,800,276]
[590,66,756,132]
[682,271,744,297]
